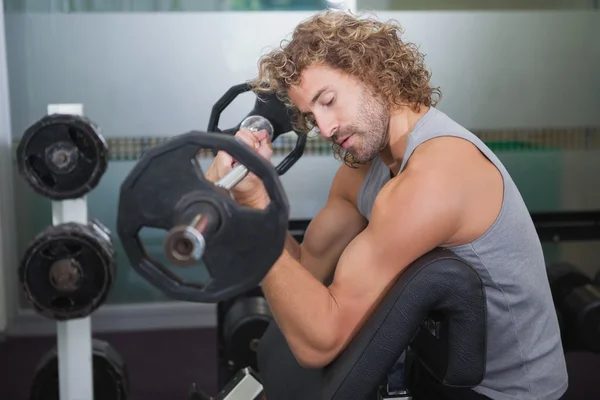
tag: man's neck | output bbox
[379,105,430,175]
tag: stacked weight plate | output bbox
[16,112,129,399]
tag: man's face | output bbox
[288,65,389,164]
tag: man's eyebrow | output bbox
[310,86,330,106]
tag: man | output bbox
[206,10,568,400]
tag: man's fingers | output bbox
[216,150,233,164]
[206,150,234,182]
[236,129,270,149]
[257,137,273,159]
[258,135,273,149]
[232,128,273,162]
[252,129,269,142]
[214,150,236,172]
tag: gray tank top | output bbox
[357,107,568,400]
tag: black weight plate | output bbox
[547,261,591,303]
[207,82,306,176]
[223,296,273,371]
[207,83,251,134]
[19,220,116,320]
[29,338,130,400]
[117,130,289,303]
[16,114,109,200]
[564,284,600,352]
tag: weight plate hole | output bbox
[40,245,61,259]
[174,237,194,257]
[50,296,74,310]
[27,155,57,188]
[64,243,83,258]
[68,127,94,161]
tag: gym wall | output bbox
[385,0,591,10]
[2,0,593,11]
[0,0,14,334]
[2,8,599,332]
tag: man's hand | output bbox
[205,128,273,208]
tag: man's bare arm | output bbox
[283,164,369,283]
[261,167,463,367]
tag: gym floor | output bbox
[0,328,218,400]
[1,328,599,400]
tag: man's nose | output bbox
[316,116,338,139]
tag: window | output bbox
[4,0,333,12]
[357,0,595,10]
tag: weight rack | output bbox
[44,104,94,400]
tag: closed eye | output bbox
[322,94,335,107]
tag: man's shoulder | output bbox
[368,164,463,251]
[378,152,462,214]
[407,134,490,175]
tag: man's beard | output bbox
[331,94,389,165]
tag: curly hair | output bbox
[248,9,441,135]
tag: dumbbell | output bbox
[547,261,600,353]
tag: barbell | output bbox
[116,129,289,303]
[116,84,306,303]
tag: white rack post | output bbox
[48,103,94,400]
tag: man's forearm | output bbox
[240,194,302,262]
[284,232,301,261]
[262,250,338,367]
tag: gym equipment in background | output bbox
[531,211,600,243]
[207,82,306,175]
[217,287,273,390]
[548,261,600,353]
[16,104,115,400]
[16,113,109,200]
[532,211,600,352]
[29,338,130,400]
[19,220,115,320]
[188,368,263,400]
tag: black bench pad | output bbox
[257,248,487,400]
